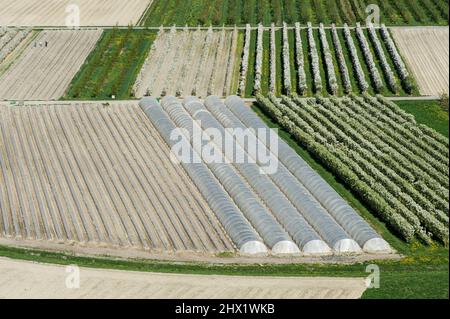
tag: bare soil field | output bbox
[391,27,449,96]
[0,257,368,299]
[0,30,101,100]
[0,0,152,26]
[0,28,34,73]
[134,27,240,98]
[0,102,234,254]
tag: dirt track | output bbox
[0,257,368,299]
[0,30,101,100]
[391,27,449,96]
[0,102,233,254]
[0,0,152,26]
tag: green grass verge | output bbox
[395,100,449,137]
[230,31,245,95]
[301,28,315,96]
[245,30,257,97]
[261,29,270,95]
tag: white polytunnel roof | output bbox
[139,96,393,256]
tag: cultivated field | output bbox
[140,96,392,255]
[241,23,417,97]
[257,94,449,245]
[66,28,156,100]
[0,102,233,254]
[0,0,152,26]
[391,27,449,96]
[0,30,101,100]
[0,257,368,299]
[141,0,449,26]
[0,28,34,74]
[133,27,241,98]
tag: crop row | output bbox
[255,93,449,245]
[243,23,416,97]
[0,102,234,252]
[141,0,449,26]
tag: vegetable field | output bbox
[0,0,153,26]
[66,28,156,100]
[0,97,394,257]
[256,93,449,245]
[0,30,101,100]
[240,23,417,97]
[141,0,449,27]
[134,27,242,98]
[0,102,234,253]
[0,28,34,75]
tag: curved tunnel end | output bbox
[333,239,362,254]
[239,241,268,256]
[302,240,332,256]
[272,241,301,255]
[363,238,393,254]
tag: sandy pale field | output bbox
[134,28,240,98]
[0,0,152,26]
[391,27,449,96]
[0,30,102,100]
[0,257,368,299]
[0,102,233,254]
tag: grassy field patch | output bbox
[65,28,156,100]
[396,100,449,137]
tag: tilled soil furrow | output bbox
[78,105,168,249]
[69,106,146,249]
[18,107,61,240]
[72,105,142,248]
[38,106,87,242]
[1,108,32,238]
[0,30,101,100]
[87,106,173,250]
[0,102,239,254]
[10,108,46,240]
[131,107,235,251]
[58,106,128,246]
[104,106,195,250]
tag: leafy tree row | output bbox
[140,0,449,26]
